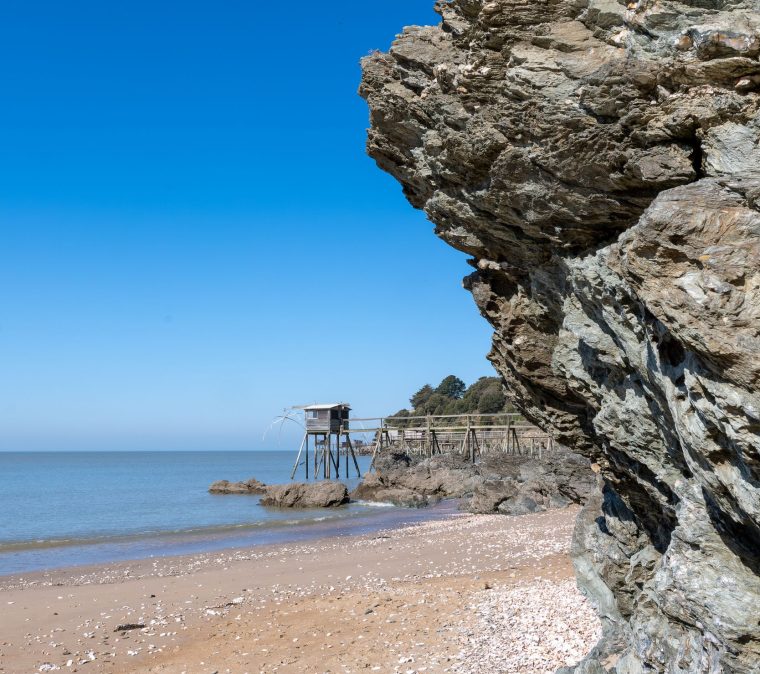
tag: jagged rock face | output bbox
[351,450,594,511]
[360,1,760,672]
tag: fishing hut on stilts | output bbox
[290,403,362,480]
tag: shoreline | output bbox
[0,505,600,674]
[0,501,460,590]
[0,499,456,579]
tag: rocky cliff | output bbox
[360,1,760,671]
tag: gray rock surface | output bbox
[259,481,349,508]
[470,451,596,514]
[361,1,760,671]
[208,478,267,494]
[351,449,594,513]
[351,453,483,506]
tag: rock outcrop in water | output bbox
[259,481,350,508]
[208,478,268,494]
[361,1,760,671]
[209,479,349,508]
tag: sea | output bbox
[0,451,448,576]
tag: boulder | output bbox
[365,486,431,508]
[259,481,349,508]
[467,478,518,514]
[208,478,267,494]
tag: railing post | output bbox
[466,415,473,463]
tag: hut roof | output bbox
[295,403,351,411]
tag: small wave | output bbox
[0,511,363,553]
[355,500,396,508]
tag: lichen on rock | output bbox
[360,0,760,671]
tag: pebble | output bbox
[454,578,601,673]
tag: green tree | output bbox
[435,375,466,399]
[390,374,513,423]
[410,384,434,409]
[388,408,411,429]
[478,389,506,413]
[417,393,448,415]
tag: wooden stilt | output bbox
[315,440,325,478]
[369,424,383,471]
[470,427,479,462]
[329,434,339,476]
[291,433,307,480]
[347,435,361,477]
[336,428,341,476]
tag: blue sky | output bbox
[0,1,494,451]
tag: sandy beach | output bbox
[0,506,600,674]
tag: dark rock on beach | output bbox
[469,451,596,515]
[467,478,519,514]
[469,451,597,514]
[259,481,349,508]
[208,478,268,494]
[351,452,487,507]
[352,448,594,514]
[361,0,760,670]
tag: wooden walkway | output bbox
[289,412,556,480]
[344,412,555,469]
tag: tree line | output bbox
[388,375,517,425]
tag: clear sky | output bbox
[0,1,495,451]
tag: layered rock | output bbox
[259,481,349,508]
[361,1,760,671]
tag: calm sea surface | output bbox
[0,451,445,576]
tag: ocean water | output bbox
[0,451,441,576]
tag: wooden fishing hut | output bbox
[290,403,361,480]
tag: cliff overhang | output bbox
[361,0,760,671]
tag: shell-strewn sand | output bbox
[0,507,600,673]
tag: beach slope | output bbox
[1,507,598,674]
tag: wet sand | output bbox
[0,506,600,674]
